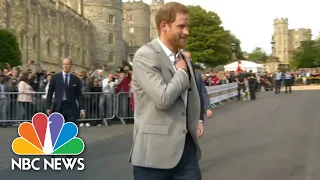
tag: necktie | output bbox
[65,74,69,99]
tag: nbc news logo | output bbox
[11,113,85,171]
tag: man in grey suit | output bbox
[129,2,202,180]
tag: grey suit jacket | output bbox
[128,39,201,169]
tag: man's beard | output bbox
[169,34,187,50]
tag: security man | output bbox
[236,69,247,101]
[284,71,292,93]
[247,70,257,100]
[275,70,283,94]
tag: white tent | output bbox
[224,60,265,73]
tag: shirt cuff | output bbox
[177,68,189,78]
[199,120,204,123]
[81,110,85,112]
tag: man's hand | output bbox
[198,122,204,138]
[206,109,212,118]
[175,58,188,73]
[46,109,51,116]
[80,111,86,119]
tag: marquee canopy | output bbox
[224,60,265,73]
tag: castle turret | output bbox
[273,18,289,64]
[83,0,126,70]
[123,0,151,56]
[150,0,164,39]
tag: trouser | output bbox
[249,83,256,100]
[237,83,246,100]
[275,80,282,94]
[285,79,292,93]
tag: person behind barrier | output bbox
[247,70,257,100]
[236,69,247,100]
[284,71,292,94]
[129,2,202,180]
[0,74,10,127]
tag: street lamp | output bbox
[270,40,275,56]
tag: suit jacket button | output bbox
[183,129,187,133]
[181,112,185,116]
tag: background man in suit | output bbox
[129,2,202,180]
[46,58,85,123]
[183,50,213,121]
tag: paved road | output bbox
[1,88,320,180]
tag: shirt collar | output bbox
[157,38,181,58]
[62,71,70,76]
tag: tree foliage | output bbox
[292,39,320,68]
[247,47,268,63]
[0,29,22,69]
[186,6,244,68]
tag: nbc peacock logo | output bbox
[11,113,85,171]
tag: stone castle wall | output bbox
[0,0,91,72]
[273,18,311,64]
[83,0,126,71]
[123,0,150,55]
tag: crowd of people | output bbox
[0,61,133,128]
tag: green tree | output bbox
[0,29,22,69]
[247,47,268,63]
[292,39,320,68]
[186,6,244,67]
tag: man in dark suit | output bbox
[183,50,213,132]
[46,58,85,123]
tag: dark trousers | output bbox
[284,79,292,93]
[237,83,246,100]
[275,80,282,94]
[59,101,78,124]
[133,133,201,180]
[249,83,256,100]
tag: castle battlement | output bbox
[274,18,288,24]
[124,0,150,10]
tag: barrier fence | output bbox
[0,84,247,126]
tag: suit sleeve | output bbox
[133,50,190,110]
[76,77,85,110]
[201,80,211,110]
[46,76,55,110]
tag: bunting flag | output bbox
[236,60,242,72]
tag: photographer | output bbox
[99,73,119,119]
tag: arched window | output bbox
[109,52,114,63]
[109,33,113,44]
[47,39,51,55]
[20,30,25,49]
[32,35,37,51]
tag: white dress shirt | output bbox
[157,38,188,107]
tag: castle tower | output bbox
[150,0,164,40]
[83,0,126,70]
[123,0,151,56]
[273,18,289,64]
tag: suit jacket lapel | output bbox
[150,39,176,75]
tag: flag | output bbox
[236,60,242,72]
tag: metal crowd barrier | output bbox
[205,82,248,108]
[0,85,247,127]
[0,92,134,126]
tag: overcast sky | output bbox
[124,0,320,54]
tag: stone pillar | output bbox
[5,0,11,30]
[25,0,30,63]
[37,1,41,70]
[56,1,61,67]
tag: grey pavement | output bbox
[1,89,320,180]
